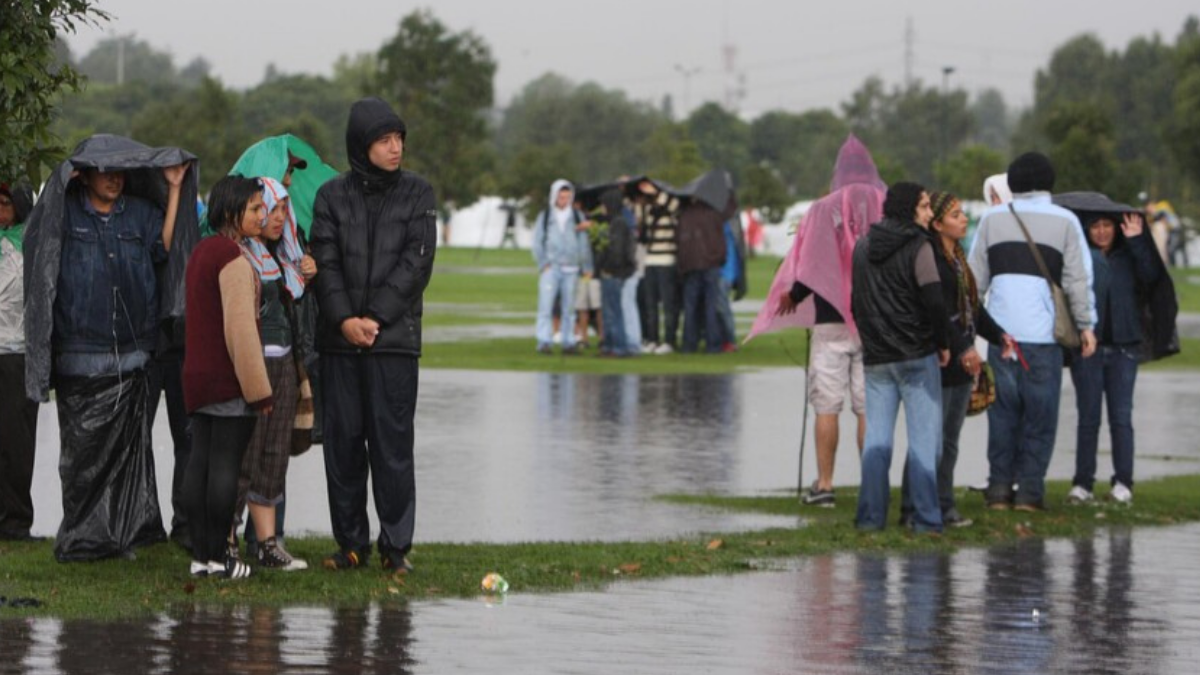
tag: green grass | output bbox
[1169,267,1200,314]
[3,474,1199,619]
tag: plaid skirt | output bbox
[236,355,298,509]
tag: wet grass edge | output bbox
[2,474,1199,620]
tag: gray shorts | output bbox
[575,277,602,311]
[808,324,865,415]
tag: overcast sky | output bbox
[67,0,1197,118]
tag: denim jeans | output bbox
[622,275,642,352]
[536,266,578,348]
[987,342,1063,506]
[901,381,971,517]
[641,265,679,347]
[600,277,629,355]
[681,268,722,353]
[857,353,943,533]
[1069,345,1138,490]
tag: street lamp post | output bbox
[940,66,956,171]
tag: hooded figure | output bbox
[982,174,1013,206]
[23,134,198,561]
[531,178,593,353]
[746,135,886,341]
[309,97,437,572]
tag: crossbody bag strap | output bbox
[1008,203,1056,287]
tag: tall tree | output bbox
[685,102,750,185]
[0,0,108,183]
[377,10,497,210]
[76,34,177,86]
[495,73,665,185]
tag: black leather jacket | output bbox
[851,217,947,365]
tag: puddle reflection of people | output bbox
[854,553,954,672]
[978,540,1054,674]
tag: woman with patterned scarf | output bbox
[230,177,317,571]
[902,191,1015,528]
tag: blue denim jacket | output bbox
[54,191,167,354]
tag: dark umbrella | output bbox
[1052,191,1140,217]
[575,175,672,212]
[675,168,737,218]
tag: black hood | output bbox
[866,216,926,264]
[345,97,407,192]
[1,181,34,224]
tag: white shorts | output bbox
[575,278,601,311]
[808,324,865,415]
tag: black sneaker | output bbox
[942,509,973,528]
[801,481,836,507]
[382,551,413,573]
[257,537,309,571]
[210,555,252,580]
[323,549,368,570]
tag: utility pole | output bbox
[675,64,700,117]
[940,66,956,170]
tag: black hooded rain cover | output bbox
[23,134,200,401]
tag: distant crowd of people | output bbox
[531,172,747,357]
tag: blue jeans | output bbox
[600,277,629,355]
[681,268,722,353]
[1069,345,1138,490]
[857,354,943,533]
[901,381,971,517]
[622,275,642,352]
[987,342,1063,506]
[536,266,578,348]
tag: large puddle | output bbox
[25,369,1200,542]
[3,525,1198,673]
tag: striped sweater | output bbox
[967,192,1095,344]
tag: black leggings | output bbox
[185,414,256,562]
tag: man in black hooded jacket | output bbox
[310,97,437,572]
[850,182,950,534]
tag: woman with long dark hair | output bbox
[182,175,273,579]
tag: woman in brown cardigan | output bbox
[182,175,273,579]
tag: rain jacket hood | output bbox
[229,134,338,235]
[867,216,927,264]
[346,97,407,193]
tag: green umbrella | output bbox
[228,134,339,236]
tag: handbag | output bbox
[1008,204,1081,349]
[966,363,995,416]
[290,357,315,457]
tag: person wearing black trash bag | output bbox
[23,135,200,562]
[310,97,437,572]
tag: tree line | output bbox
[7,5,1200,225]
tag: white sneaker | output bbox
[654,343,674,355]
[1109,482,1133,504]
[1067,485,1094,504]
[552,331,562,345]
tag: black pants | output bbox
[0,354,39,537]
[642,265,680,347]
[322,354,418,557]
[185,414,255,563]
[146,355,191,542]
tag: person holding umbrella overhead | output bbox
[1054,192,1175,505]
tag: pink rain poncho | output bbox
[744,135,886,342]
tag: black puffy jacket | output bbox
[851,217,943,366]
[310,171,436,355]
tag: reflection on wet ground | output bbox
[3,525,1198,674]
[28,370,1200,542]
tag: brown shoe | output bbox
[1013,502,1043,513]
[987,501,1010,511]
